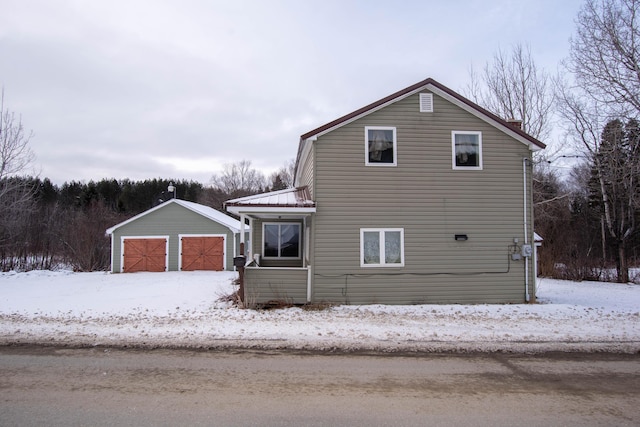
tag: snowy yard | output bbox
[0,270,639,353]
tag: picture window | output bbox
[263,223,301,258]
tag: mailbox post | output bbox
[233,242,246,304]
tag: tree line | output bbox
[0,165,293,273]
[0,177,198,272]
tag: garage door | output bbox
[181,236,224,271]
[123,238,167,272]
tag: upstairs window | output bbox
[263,223,301,258]
[365,126,397,166]
[360,228,404,267]
[452,131,482,170]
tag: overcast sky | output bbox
[1,0,583,185]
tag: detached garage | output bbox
[106,199,243,273]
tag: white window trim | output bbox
[452,131,483,170]
[360,228,405,268]
[262,222,302,259]
[365,126,397,167]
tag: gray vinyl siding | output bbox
[245,267,308,304]
[110,203,237,272]
[299,142,316,199]
[311,90,536,304]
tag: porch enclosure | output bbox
[225,187,316,304]
[240,216,311,304]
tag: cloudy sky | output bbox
[1,0,583,185]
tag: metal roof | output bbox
[225,186,316,214]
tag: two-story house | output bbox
[225,78,545,305]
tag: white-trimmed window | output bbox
[365,126,397,166]
[263,223,301,258]
[452,131,482,170]
[360,228,404,267]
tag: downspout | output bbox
[248,217,253,263]
[307,267,312,303]
[523,157,530,302]
[109,233,114,273]
[232,232,237,271]
[304,216,312,302]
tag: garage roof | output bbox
[105,199,241,235]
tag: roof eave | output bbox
[299,78,436,141]
[426,82,546,150]
[294,78,546,165]
[226,206,316,215]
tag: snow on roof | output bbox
[173,199,241,232]
[105,199,241,235]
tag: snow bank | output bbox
[0,271,639,353]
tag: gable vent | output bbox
[420,93,433,112]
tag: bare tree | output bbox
[556,0,640,282]
[466,43,555,141]
[210,159,267,198]
[0,91,35,179]
[0,91,36,262]
[596,118,640,282]
[197,187,230,211]
[567,0,640,117]
[556,81,640,282]
[268,158,295,190]
[59,201,123,271]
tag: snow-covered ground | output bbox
[0,270,639,353]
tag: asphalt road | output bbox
[1,346,639,426]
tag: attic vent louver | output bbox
[420,93,433,112]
